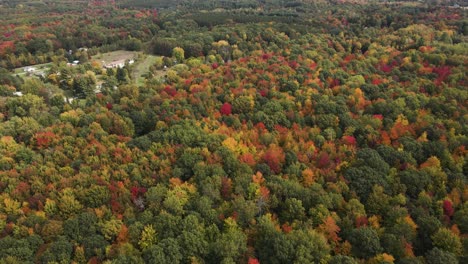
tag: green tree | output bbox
[414,215,442,254]
[139,225,157,250]
[172,47,185,62]
[348,227,383,259]
[26,38,53,54]
[152,38,177,57]
[82,185,111,208]
[117,67,129,84]
[280,198,306,222]
[329,255,358,264]
[344,166,387,202]
[213,218,247,263]
[0,116,41,142]
[425,247,458,264]
[57,189,83,218]
[159,238,183,264]
[41,220,64,242]
[143,244,167,263]
[82,235,108,260]
[289,229,331,263]
[0,237,36,263]
[21,78,45,95]
[63,212,98,244]
[431,228,462,255]
[99,218,123,241]
[177,216,209,261]
[6,94,48,119]
[399,169,430,198]
[40,236,73,264]
[454,202,468,233]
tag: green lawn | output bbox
[13,62,52,77]
[12,51,159,86]
[92,50,137,65]
[133,54,160,86]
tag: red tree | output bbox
[262,145,285,174]
[220,102,232,116]
[443,200,454,217]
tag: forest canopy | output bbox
[0,0,467,263]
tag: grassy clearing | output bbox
[92,50,137,65]
[13,62,52,77]
[133,54,160,85]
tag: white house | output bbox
[104,59,135,69]
[95,83,103,94]
[104,60,126,69]
[24,67,36,73]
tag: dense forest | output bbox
[0,0,467,263]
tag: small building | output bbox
[34,71,46,78]
[72,60,80,65]
[64,96,77,103]
[104,59,126,69]
[13,91,23,97]
[24,67,36,73]
[95,83,103,94]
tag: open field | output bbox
[92,50,161,85]
[11,50,160,86]
[92,50,137,66]
[133,54,160,86]
[13,62,52,74]
[13,62,52,78]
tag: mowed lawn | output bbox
[92,50,159,85]
[92,50,137,65]
[11,51,161,87]
[133,54,160,86]
[13,62,52,77]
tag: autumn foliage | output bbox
[0,2,466,264]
